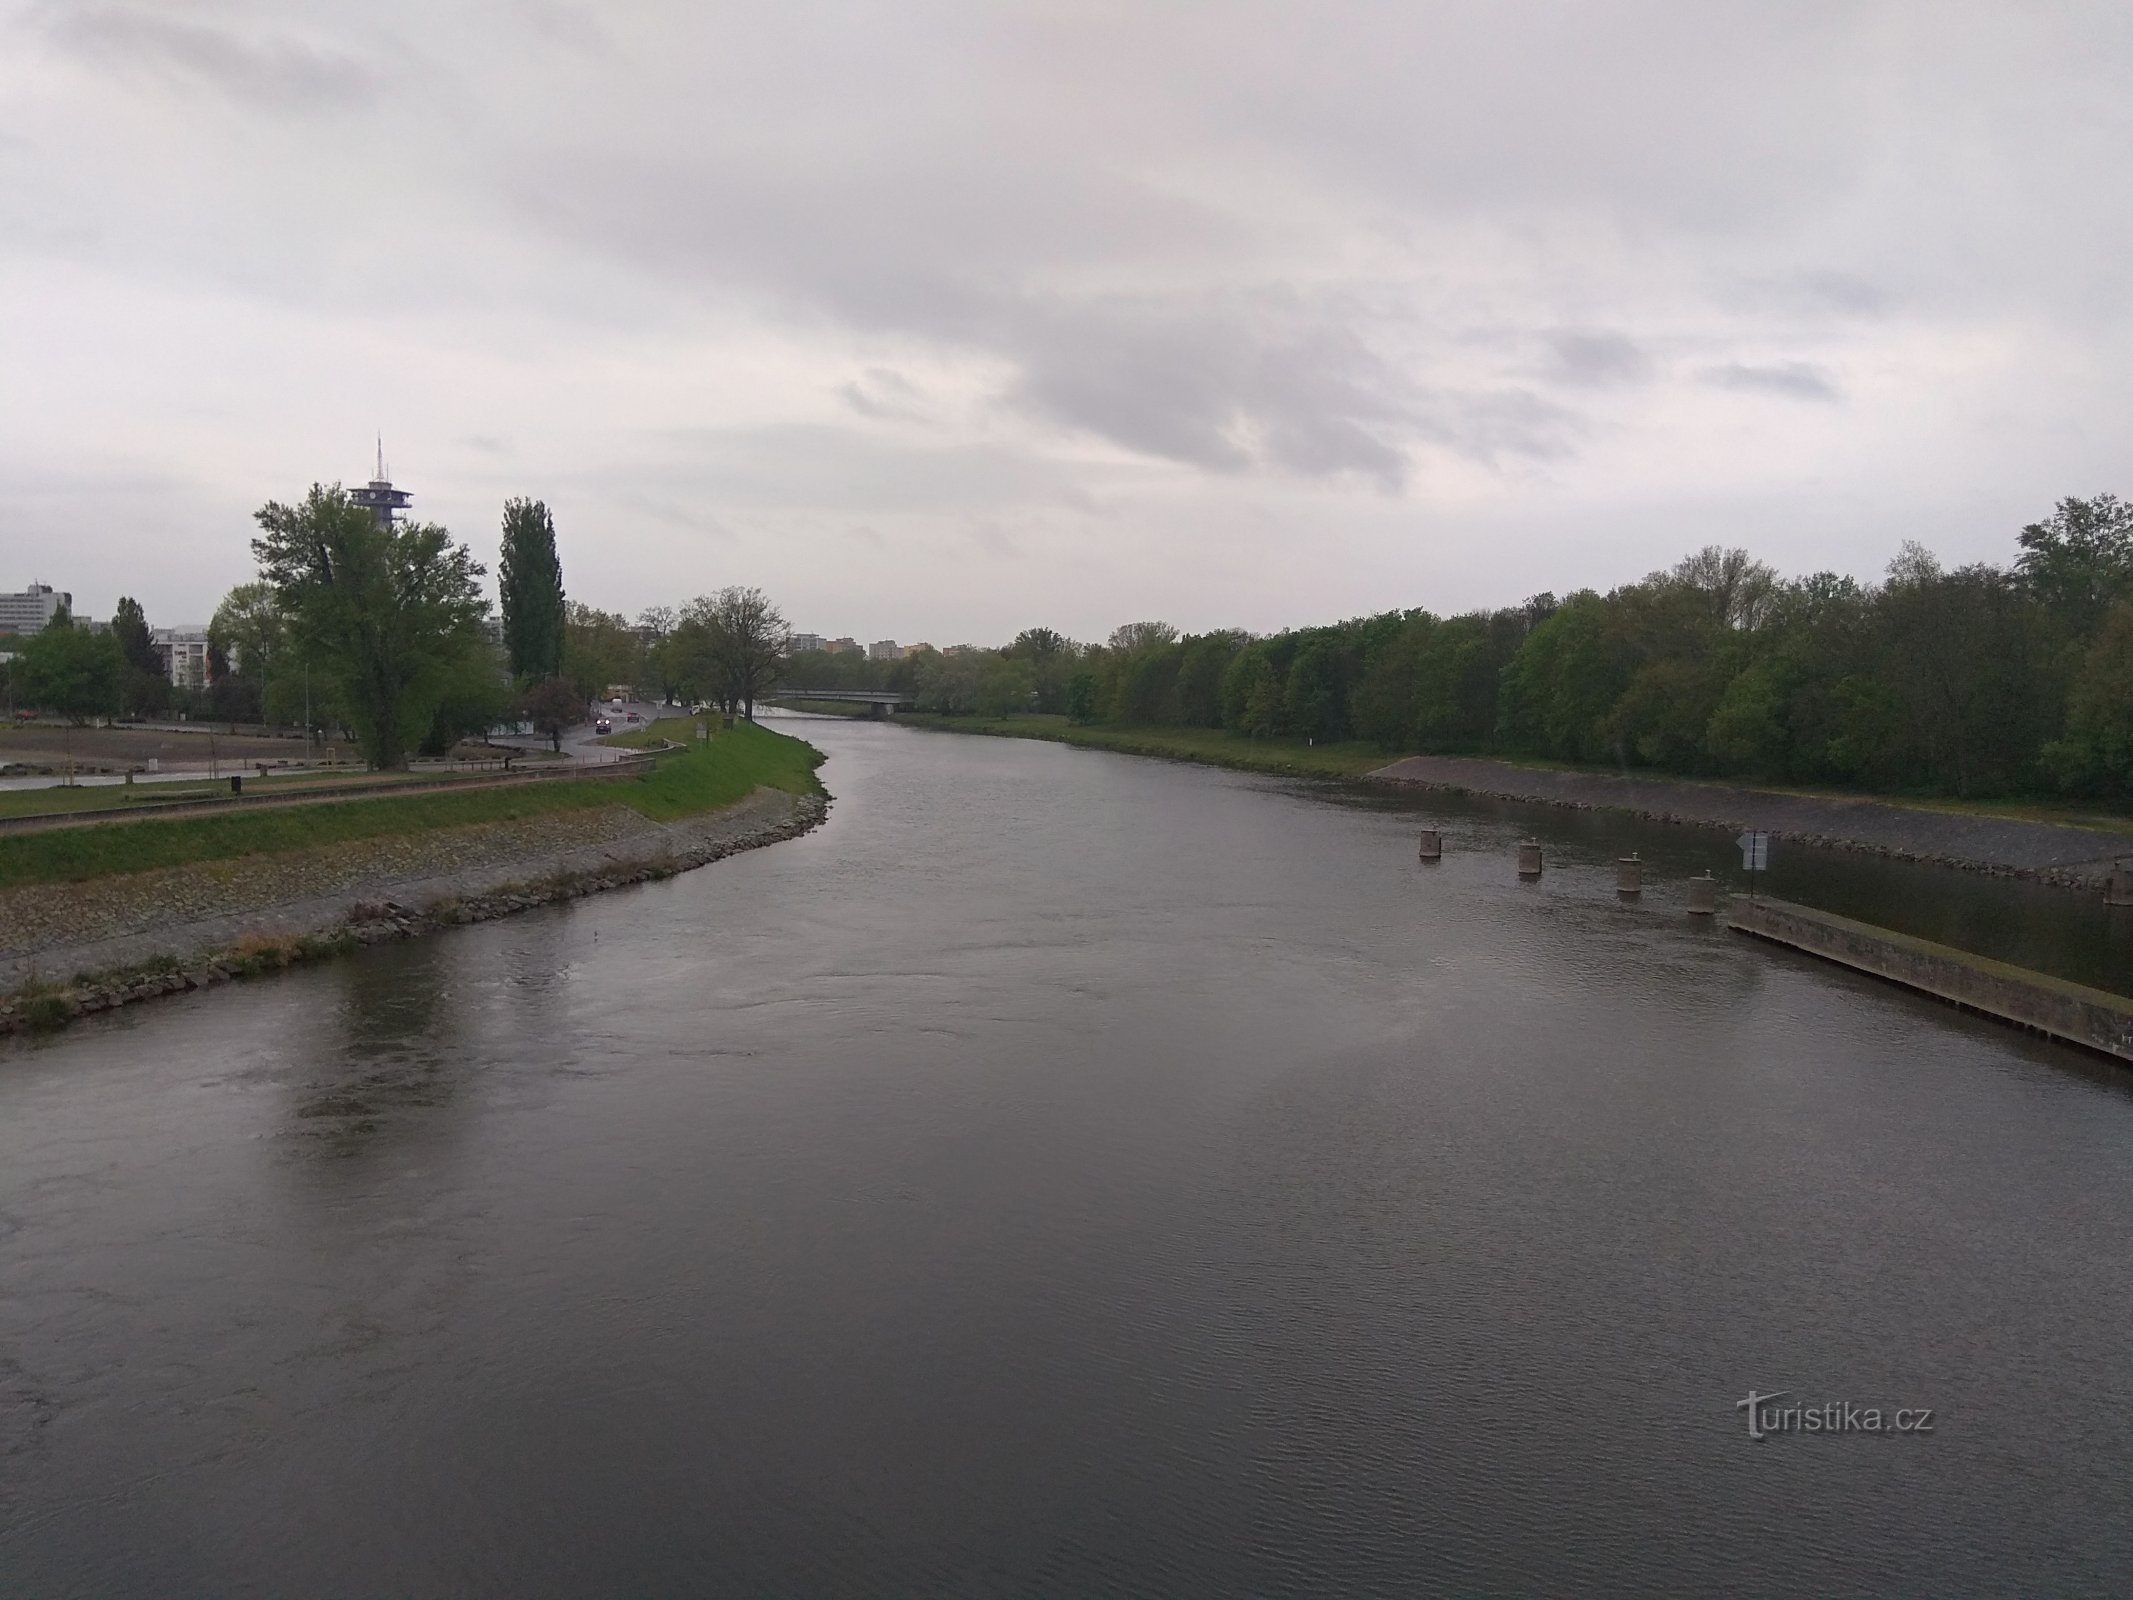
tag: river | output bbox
[4,718,2131,1596]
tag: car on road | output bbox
[594,718,612,735]
[626,712,641,723]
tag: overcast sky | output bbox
[4,1,2128,642]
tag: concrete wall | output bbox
[1729,896,2133,1063]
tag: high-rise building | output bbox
[791,632,826,654]
[152,626,214,688]
[868,639,900,660]
[0,582,72,636]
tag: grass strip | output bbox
[0,718,822,890]
[899,713,2133,835]
[895,713,1389,780]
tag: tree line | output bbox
[785,494,2133,803]
[6,482,792,769]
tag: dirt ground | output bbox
[0,723,342,772]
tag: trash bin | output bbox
[230,775,243,795]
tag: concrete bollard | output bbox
[1616,854,1643,897]
[1686,873,1718,916]
[1418,828,1442,861]
[2108,860,2133,907]
[1517,840,1543,878]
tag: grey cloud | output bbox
[581,425,1110,518]
[1794,273,1890,316]
[515,148,1490,487]
[512,1,614,57]
[1409,390,1585,466]
[1720,270,1894,319]
[1545,332,1653,388]
[41,6,383,112]
[609,492,734,539]
[839,369,928,423]
[510,153,1448,484]
[1701,361,1842,402]
[10,0,2133,634]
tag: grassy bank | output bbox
[0,718,823,890]
[0,766,442,821]
[903,713,2133,838]
[896,713,1389,780]
[764,697,877,718]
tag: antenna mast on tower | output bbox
[350,435,412,530]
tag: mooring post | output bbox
[1616,854,1642,897]
[1517,840,1543,878]
[1418,828,1441,861]
[2107,859,2133,907]
[1686,873,1718,916]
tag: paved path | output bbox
[1370,754,2132,885]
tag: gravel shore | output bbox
[2,788,826,1026]
[1370,755,2129,887]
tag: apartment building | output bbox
[153,626,214,688]
[0,582,71,636]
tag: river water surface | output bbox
[4,719,2132,1596]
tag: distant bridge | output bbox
[762,687,914,717]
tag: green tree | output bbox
[1064,670,1099,723]
[418,640,514,756]
[1005,627,1079,713]
[1877,543,2059,795]
[1703,663,1790,778]
[110,595,169,718]
[562,603,642,703]
[111,597,156,673]
[1174,632,1245,726]
[1496,591,1633,760]
[681,587,790,719]
[1238,652,1285,737]
[914,649,982,714]
[1285,640,1345,741]
[2015,494,2133,637]
[16,610,124,725]
[499,497,566,682]
[975,654,1035,717]
[637,607,684,703]
[251,484,492,769]
[517,676,584,752]
[2044,601,2133,797]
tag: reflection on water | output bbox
[2,719,2131,1596]
[291,945,464,1158]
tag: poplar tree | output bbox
[499,498,566,683]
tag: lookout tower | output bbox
[348,436,411,529]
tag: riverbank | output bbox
[896,713,1388,779]
[1,722,828,1035]
[1371,753,2131,888]
[1729,894,2133,1062]
[899,714,2132,889]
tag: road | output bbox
[491,698,676,764]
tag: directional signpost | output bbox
[1737,830,1771,899]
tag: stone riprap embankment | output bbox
[1370,755,2130,888]
[0,788,826,1034]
